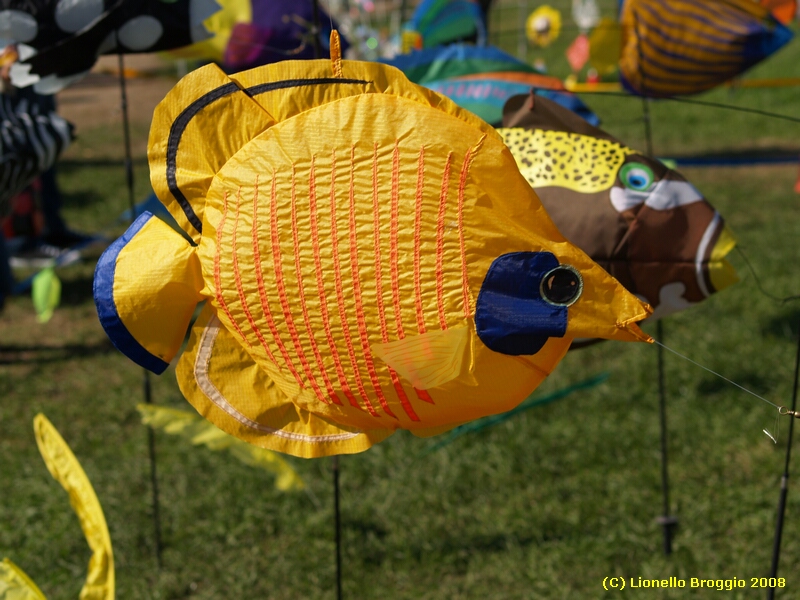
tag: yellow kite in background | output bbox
[94,33,652,458]
[1,415,114,600]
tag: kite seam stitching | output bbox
[232,184,281,366]
[348,145,397,419]
[269,170,323,400]
[413,145,427,336]
[371,142,419,421]
[215,189,251,347]
[308,155,362,410]
[329,149,379,417]
[291,163,342,405]
[436,151,452,331]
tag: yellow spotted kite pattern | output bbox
[499,127,633,192]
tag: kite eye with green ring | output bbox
[540,265,583,306]
[620,162,655,192]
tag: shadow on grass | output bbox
[59,188,108,211]
[697,371,771,396]
[762,307,800,341]
[59,156,149,170]
[0,340,114,365]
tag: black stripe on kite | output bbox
[166,77,370,234]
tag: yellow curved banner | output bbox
[33,414,114,600]
[0,559,46,600]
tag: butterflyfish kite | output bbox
[94,33,652,458]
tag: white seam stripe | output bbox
[194,315,362,444]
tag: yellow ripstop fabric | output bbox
[0,559,46,600]
[34,415,114,600]
[178,304,389,458]
[709,225,739,292]
[134,51,653,457]
[113,216,203,365]
[196,91,649,434]
[498,127,634,193]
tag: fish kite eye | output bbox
[540,265,583,306]
[620,162,655,192]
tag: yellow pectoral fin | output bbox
[0,558,47,600]
[709,225,739,293]
[94,212,204,374]
[33,415,114,600]
[371,325,471,390]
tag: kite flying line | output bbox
[652,339,780,411]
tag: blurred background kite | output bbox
[526,5,561,47]
[0,83,73,218]
[2,0,220,93]
[500,93,738,321]
[383,43,599,125]
[618,0,793,96]
[167,0,349,73]
[404,0,488,49]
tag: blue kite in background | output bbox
[383,43,599,126]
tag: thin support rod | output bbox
[656,320,676,554]
[333,455,342,600]
[143,370,163,569]
[767,321,800,599]
[644,98,676,554]
[117,51,163,569]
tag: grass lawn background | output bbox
[2,1,800,597]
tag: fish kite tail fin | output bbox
[94,211,203,374]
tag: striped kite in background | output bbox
[619,0,793,97]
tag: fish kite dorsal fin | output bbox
[94,212,204,374]
[502,92,622,144]
[148,62,277,244]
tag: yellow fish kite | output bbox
[94,33,652,458]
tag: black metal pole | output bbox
[767,321,800,599]
[117,50,163,568]
[655,320,676,554]
[641,97,676,554]
[332,455,342,600]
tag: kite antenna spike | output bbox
[330,30,343,79]
[527,90,536,111]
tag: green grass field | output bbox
[3,5,800,599]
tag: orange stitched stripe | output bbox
[347,145,396,419]
[230,185,279,366]
[290,164,342,405]
[330,149,379,417]
[435,151,452,330]
[250,177,304,383]
[308,155,362,410]
[268,168,327,403]
[390,140,403,339]
[373,142,419,421]
[413,145,427,335]
[457,144,478,319]
[214,189,251,347]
